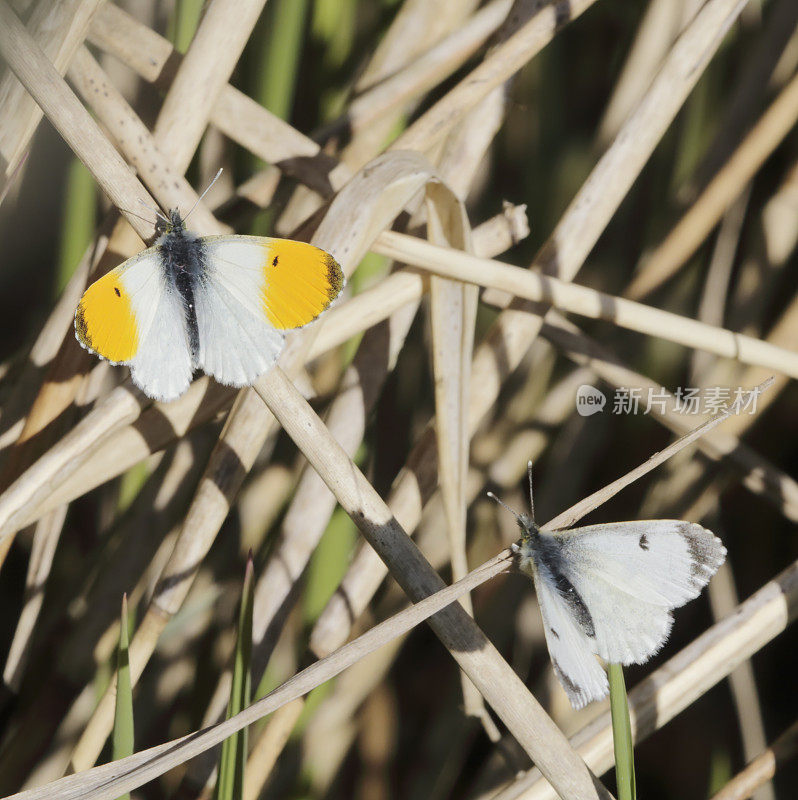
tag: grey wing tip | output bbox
[677,521,727,586]
[551,657,607,710]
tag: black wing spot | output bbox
[549,628,560,640]
[272,255,279,267]
[114,287,121,297]
[639,533,650,550]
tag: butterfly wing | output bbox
[555,520,726,664]
[75,248,193,401]
[522,555,609,709]
[194,236,344,386]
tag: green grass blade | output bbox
[312,0,356,68]
[169,0,204,53]
[254,0,309,122]
[608,663,636,800]
[112,594,134,800]
[302,507,357,626]
[56,157,95,296]
[214,555,255,800]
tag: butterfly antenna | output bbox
[119,207,159,226]
[136,199,170,226]
[527,460,536,524]
[183,168,223,223]
[486,492,524,526]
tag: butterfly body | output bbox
[519,524,597,641]
[153,209,204,360]
[75,209,344,402]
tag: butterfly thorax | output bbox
[155,210,204,360]
[516,520,553,569]
[518,526,597,639]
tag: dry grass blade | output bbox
[0,385,143,542]
[0,222,108,461]
[1,553,512,800]
[254,367,610,799]
[706,562,774,800]
[682,0,798,200]
[67,47,225,234]
[151,0,269,172]
[597,0,700,144]
[391,0,598,153]
[425,182,481,715]
[5,380,231,534]
[329,0,480,180]
[709,719,798,800]
[0,0,155,239]
[627,68,798,300]
[2,505,67,691]
[333,0,513,137]
[0,0,104,197]
[373,234,798,377]
[309,271,425,359]
[762,158,798,265]
[241,700,304,800]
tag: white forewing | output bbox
[117,251,194,402]
[558,520,725,606]
[553,520,725,665]
[525,556,609,709]
[194,239,284,386]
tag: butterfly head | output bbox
[155,208,185,239]
[152,167,223,240]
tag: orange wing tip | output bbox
[74,275,139,363]
[263,241,345,330]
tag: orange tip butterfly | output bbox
[75,176,344,402]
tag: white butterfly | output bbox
[490,463,726,709]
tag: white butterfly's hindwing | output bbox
[192,261,285,388]
[75,248,193,402]
[522,556,609,709]
[518,520,725,706]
